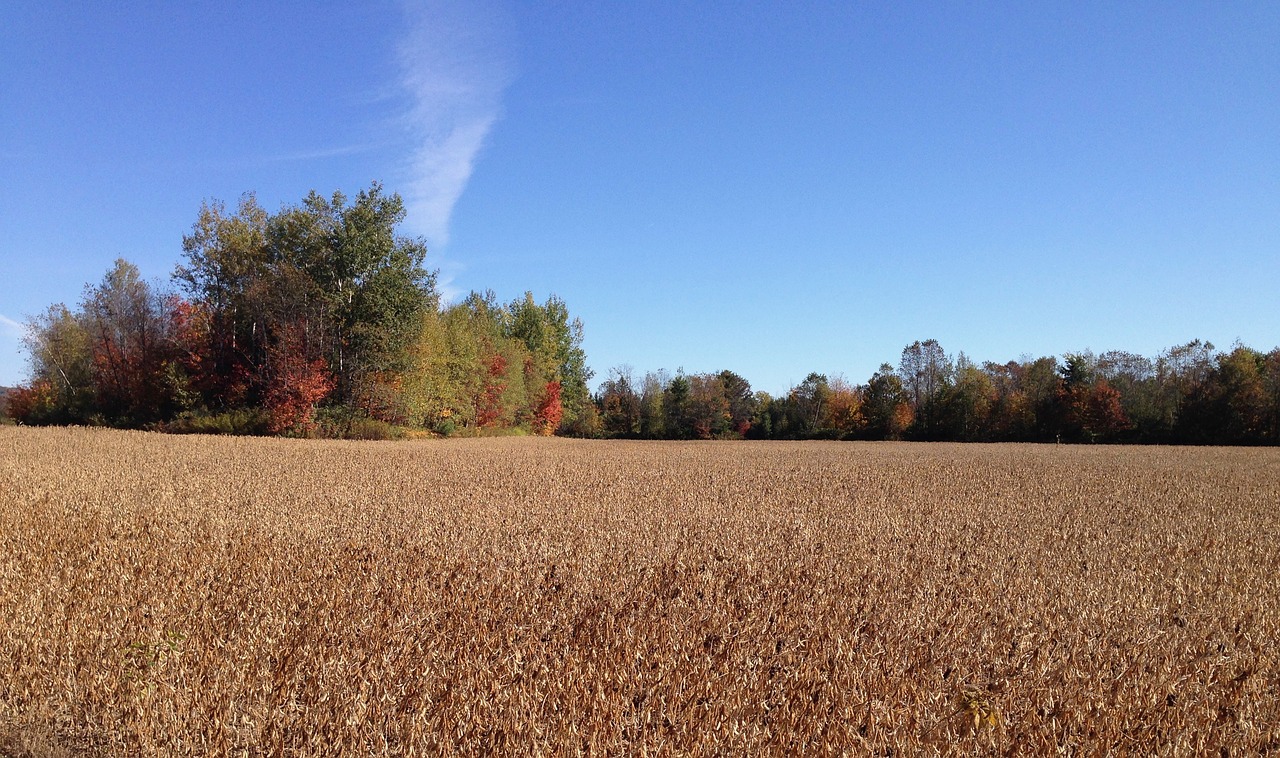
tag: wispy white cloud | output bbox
[263,142,382,163]
[397,0,513,249]
[0,314,24,340]
[433,260,467,305]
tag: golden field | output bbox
[1,427,1278,756]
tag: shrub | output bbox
[341,416,401,441]
[165,409,269,436]
[314,407,403,440]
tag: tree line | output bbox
[7,183,1277,445]
[8,184,593,438]
[594,338,1280,445]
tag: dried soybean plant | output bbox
[1,426,1278,755]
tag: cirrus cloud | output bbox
[397,0,513,250]
[0,314,24,339]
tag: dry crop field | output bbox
[1,427,1278,756]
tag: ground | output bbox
[2,428,1278,755]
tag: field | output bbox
[1,427,1278,755]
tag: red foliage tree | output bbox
[90,329,172,423]
[475,353,508,428]
[534,380,563,436]
[1060,379,1129,442]
[1086,380,1129,439]
[168,297,255,409]
[262,323,334,435]
[168,299,207,374]
[6,381,56,424]
[79,259,178,423]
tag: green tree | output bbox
[599,366,641,436]
[541,296,592,432]
[862,364,912,440]
[174,183,437,411]
[174,194,269,405]
[718,370,756,437]
[747,391,776,439]
[1265,349,1280,445]
[638,370,669,438]
[267,185,435,395]
[664,374,693,439]
[1156,339,1216,439]
[1179,345,1270,444]
[401,308,460,430]
[899,339,952,437]
[498,292,592,433]
[16,304,95,423]
[936,354,995,441]
[789,373,831,438]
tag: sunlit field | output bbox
[2,427,1278,755]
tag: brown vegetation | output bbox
[2,427,1278,755]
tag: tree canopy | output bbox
[10,184,591,438]
[8,184,1277,445]
[595,339,1280,446]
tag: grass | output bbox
[1,427,1278,754]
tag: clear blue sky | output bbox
[2,1,1277,394]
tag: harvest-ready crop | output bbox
[1,427,1278,755]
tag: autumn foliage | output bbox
[475,353,509,428]
[533,380,563,436]
[261,324,334,435]
[1058,378,1129,442]
[8,185,594,438]
[596,340,1278,445]
[5,184,1276,446]
[5,381,55,424]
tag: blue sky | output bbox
[2,1,1277,394]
